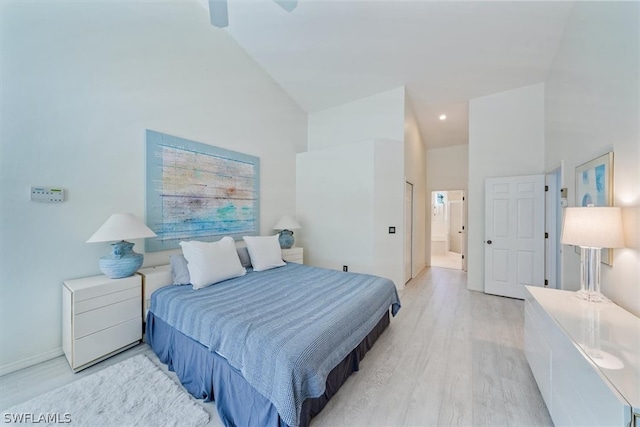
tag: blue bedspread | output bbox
[149,262,400,427]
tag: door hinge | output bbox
[545,185,549,191]
[463,196,465,201]
[544,279,548,287]
[545,232,549,238]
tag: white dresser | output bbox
[62,274,142,372]
[524,286,639,427]
[282,247,303,264]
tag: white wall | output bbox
[467,83,545,292]
[296,142,375,274]
[0,1,307,373]
[404,96,427,276]
[307,87,405,151]
[545,2,639,316]
[427,145,469,192]
[373,140,405,288]
[302,87,420,289]
[296,140,404,288]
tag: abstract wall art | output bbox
[145,130,260,252]
[574,151,613,265]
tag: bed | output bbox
[144,261,401,427]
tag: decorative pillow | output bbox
[179,237,246,290]
[243,235,286,272]
[169,254,191,285]
[170,247,250,285]
[236,246,252,268]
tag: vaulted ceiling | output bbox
[213,0,575,149]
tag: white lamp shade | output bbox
[561,207,624,248]
[273,215,301,230]
[87,213,157,243]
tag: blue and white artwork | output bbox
[145,130,260,252]
[575,152,613,265]
[578,161,608,207]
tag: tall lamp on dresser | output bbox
[560,206,625,302]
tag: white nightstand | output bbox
[138,265,172,325]
[62,274,142,372]
[282,247,304,264]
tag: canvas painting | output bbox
[145,130,260,252]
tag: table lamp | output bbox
[87,213,157,279]
[561,207,624,302]
[273,215,301,249]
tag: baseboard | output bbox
[0,347,63,377]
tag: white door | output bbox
[404,182,413,284]
[449,200,463,253]
[545,168,562,289]
[461,192,467,271]
[485,175,545,299]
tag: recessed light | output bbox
[439,114,447,121]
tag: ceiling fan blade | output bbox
[273,0,297,12]
[208,0,229,28]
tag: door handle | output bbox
[486,240,492,245]
[458,231,462,233]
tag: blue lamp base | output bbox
[98,241,144,279]
[278,230,295,249]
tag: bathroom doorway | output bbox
[430,190,465,270]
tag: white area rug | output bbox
[2,355,209,427]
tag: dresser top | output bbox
[63,274,140,302]
[526,286,640,411]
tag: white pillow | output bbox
[243,235,286,272]
[179,237,246,290]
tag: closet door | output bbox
[404,182,413,283]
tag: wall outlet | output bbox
[389,226,396,234]
[343,265,348,272]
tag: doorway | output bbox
[430,190,465,270]
[545,165,563,290]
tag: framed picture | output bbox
[575,151,614,265]
[145,130,260,252]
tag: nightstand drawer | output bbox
[75,296,141,339]
[69,275,139,302]
[75,287,140,314]
[74,318,141,368]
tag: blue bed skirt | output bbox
[146,310,390,427]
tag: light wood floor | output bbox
[0,267,552,426]
[430,251,463,270]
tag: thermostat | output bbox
[31,187,65,203]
